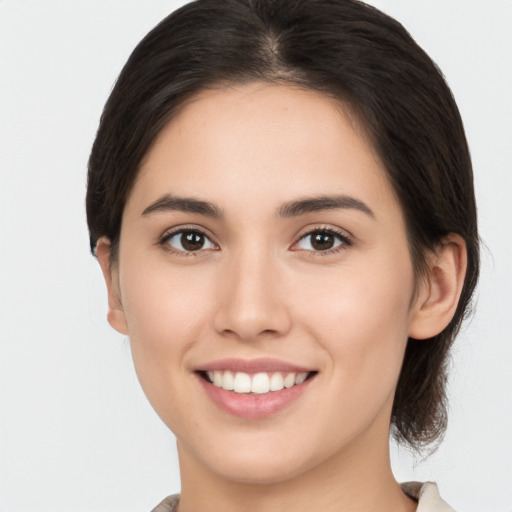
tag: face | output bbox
[107,84,424,485]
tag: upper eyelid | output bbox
[160,224,217,241]
[294,228,352,248]
[294,224,353,242]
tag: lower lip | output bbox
[198,375,314,419]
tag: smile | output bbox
[196,359,317,419]
[205,370,311,395]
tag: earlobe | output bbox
[408,234,467,340]
[96,237,129,335]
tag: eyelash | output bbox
[294,227,353,257]
[158,226,353,257]
[158,226,217,257]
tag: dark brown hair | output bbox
[86,0,479,451]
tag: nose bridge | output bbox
[213,241,291,340]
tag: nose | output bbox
[212,247,292,342]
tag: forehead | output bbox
[130,83,400,221]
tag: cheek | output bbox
[121,254,211,334]
[118,255,215,390]
[297,255,415,396]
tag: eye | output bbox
[294,229,351,253]
[162,229,217,254]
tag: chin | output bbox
[184,435,331,486]
[210,457,312,486]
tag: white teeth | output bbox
[295,372,308,385]
[207,370,311,394]
[283,373,296,388]
[251,373,270,394]
[234,372,252,393]
[221,370,234,391]
[213,371,223,387]
[269,372,285,391]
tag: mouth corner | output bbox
[196,370,213,383]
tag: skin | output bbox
[97,83,466,512]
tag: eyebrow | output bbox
[278,195,374,218]
[141,194,223,218]
[141,193,374,220]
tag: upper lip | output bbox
[197,358,315,374]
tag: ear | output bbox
[408,234,467,340]
[96,237,129,335]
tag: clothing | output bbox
[401,482,456,511]
[150,481,455,511]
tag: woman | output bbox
[86,0,479,510]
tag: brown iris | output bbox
[181,231,205,251]
[310,231,336,250]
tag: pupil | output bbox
[182,232,204,251]
[312,232,334,250]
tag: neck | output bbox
[177,420,416,512]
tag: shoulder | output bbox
[150,494,180,512]
[401,482,456,512]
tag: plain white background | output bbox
[0,1,510,511]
